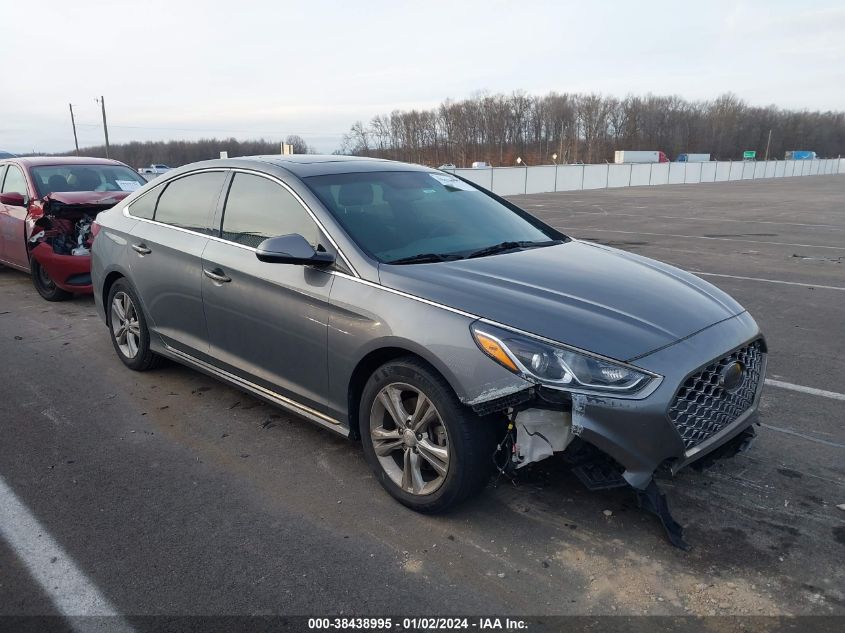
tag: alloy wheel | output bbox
[111,291,141,359]
[369,382,450,495]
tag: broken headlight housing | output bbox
[471,322,660,396]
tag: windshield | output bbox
[304,171,562,263]
[31,164,147,197]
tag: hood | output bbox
[378,240,745,361]
[42,191,130,213]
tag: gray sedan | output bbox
[91,156,766,536]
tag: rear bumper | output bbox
[30,243,93,294]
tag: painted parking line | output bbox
[764,378,845,402]
[566,227,845,250]
[0,476,134,629]
[693,272,845,292]
[761,424,845,449]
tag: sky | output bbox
[3,0,844,154]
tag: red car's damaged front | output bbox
[27,191,132,295]
[0,157,148,300]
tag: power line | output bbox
[71,122,345,137]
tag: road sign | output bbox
[743,150,756,160]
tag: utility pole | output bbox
[764,129,772,161]
[97,95,110,158]
[68,104,80,156]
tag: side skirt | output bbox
[161,345,352,438]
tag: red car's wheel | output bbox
[31,258,72,302]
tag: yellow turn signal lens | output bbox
[475,332,519,373]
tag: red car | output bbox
[0,157,147,300]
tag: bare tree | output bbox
[284,135,310,154]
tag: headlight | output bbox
[471,323,658,395]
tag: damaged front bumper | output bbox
[475,311,767,490]
[25,192,123,295]
[30,243,93,293]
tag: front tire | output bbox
[31,259,72,301]
[360,357,497,513]
[107,279,161,371]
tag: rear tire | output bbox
[31,259,72,302]
[107,279,161,371]
[360,357,497,513]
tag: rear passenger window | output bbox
[128,186,161,220]
[221,173,320,248]
[154,172,226,234]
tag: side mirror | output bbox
[256,233,335,266]
[0,192,27,206]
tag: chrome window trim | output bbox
[124,166,359,276]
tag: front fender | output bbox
[325,274,532,421]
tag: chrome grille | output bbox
[668,340,764,450]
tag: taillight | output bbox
[90,220,102,240]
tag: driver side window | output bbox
[221,173,321,249]
[2,165,28,197]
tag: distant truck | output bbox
[614,151,668,164]
[138,164,172,175]
[676,153,711,162]
[785,151,817,160]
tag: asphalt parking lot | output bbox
[1,174,843,620]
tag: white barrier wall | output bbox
[666,163,684,184]
[582,164,609,189]
[607,164,632,188]
[701,162,717,182]
[453,167,491,190]
[491,167,526,195]
[650,163,670,185]
[448,159,843,196]
[764,161,776,178]
[556,165,583,190]
[630,163,651,186]
[525,165,556,194]
[685,162,703,184]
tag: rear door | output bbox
[127,170,227,358]
[201,171,334,410]
[0,164,32,268]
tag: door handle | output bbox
[131,243,152,255]
[203,267,231,283]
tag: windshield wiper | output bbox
[466,240,562,259]
[387,253,462,265]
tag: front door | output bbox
[0,164,31,269]
[201,171,334,411]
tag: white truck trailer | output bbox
[614,150,668,164]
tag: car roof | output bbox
[177,155,435,178]
[1,156,128,168]
[253,155,435,177]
